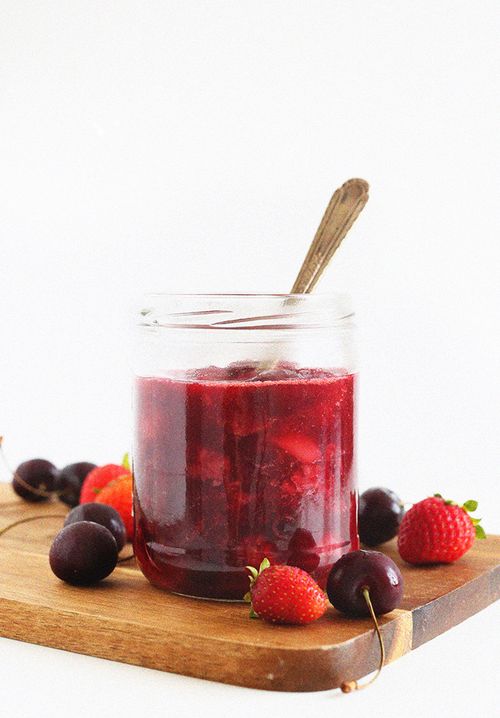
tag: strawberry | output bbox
[398,494,486,565]
[244,558,328,625]
[79,463,131,504]
[96,474,134,540]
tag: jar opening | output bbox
[137,292,354,331]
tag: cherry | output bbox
[49,521,118,585]
[327,549,403,616]
[358,487,405,546]
[64,503,126,551]
[12,459,58,502]
[327,550,404,693]
[56,462,96,507]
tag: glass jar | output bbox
[132,293,358,600]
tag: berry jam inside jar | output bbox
[133,294,358,600]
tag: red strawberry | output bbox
[244,558,328,625]
[398,494,486,565]
[79,464,130,504]
[96,474,134,540]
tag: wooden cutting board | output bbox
[0,483,499,692]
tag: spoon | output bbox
[290,178,369,294]
[258,178,369,369]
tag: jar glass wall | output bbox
[132,294,358,600]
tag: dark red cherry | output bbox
[64,503,126,551]
[49,521,118,585]
[358,487,405,546]
[56,462,97,507]
[12,459,58,502]
[327,549,404,616]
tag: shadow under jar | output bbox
[132,294,359,600]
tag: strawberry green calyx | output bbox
[471,520,486,540]
[433,492,456,506]
[122,453,130,472]
[244,557,271,618]
[462,499,477,512]
[433,494,486,539]
[460,499,486,539]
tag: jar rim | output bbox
[137,292,354,332]
[141,291,348,299]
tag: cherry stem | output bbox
[0,436,60,499]
[0,514,66,538]
[117,554,135,563]
[341,587,385,693]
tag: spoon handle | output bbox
[290,178,369,294]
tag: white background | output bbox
[0,2,499,716]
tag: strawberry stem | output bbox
[341,588,385,693]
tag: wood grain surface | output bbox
[0,484,498,692]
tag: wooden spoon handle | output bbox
[290,178,369,294]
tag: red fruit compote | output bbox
[133,361,358,599]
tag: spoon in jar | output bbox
[212,178,369,336]
[290,178,369,294]
[257,178,368,369]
